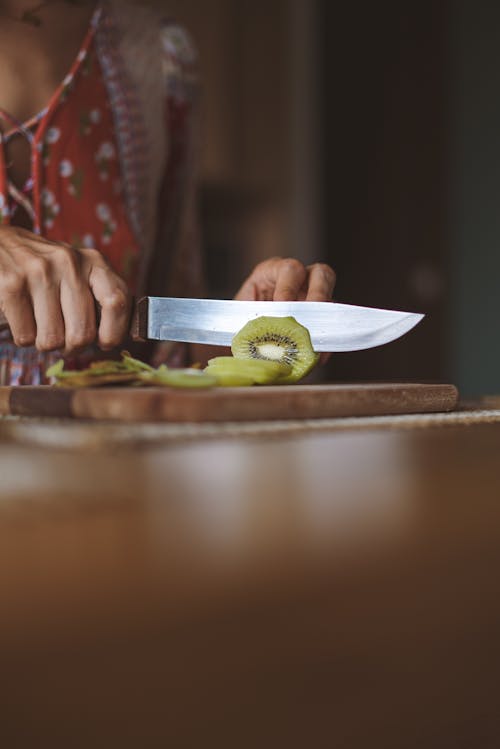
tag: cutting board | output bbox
[0,383,459,422]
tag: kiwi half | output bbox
[231,316,319,384]
[205,356,291,386]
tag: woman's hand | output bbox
[184,258,337,368]
[235,257,336,302]
[234,257,336,366]
[0,226,131,352]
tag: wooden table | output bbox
[1,415,500,748]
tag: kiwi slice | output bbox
[46,358,141,387]
[204,370,256,387]
[205,356,291,385]
[231,316,319,384]
[46,354,217,389]
[140,366,217,389]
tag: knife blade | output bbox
[133,297,424,352]
[0,297,424,352]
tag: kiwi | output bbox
[46,358,141,387]
[204,370,256,387]
[46,355,217,389]
[139,366,217,389]
[205,356,291,386]
[231,316,319,384]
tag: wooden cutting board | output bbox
[0,383,459,422]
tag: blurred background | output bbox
[164,0,499,397]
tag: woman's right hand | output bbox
[0,226,131,353]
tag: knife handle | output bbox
[0,298,149,341]
[129,297,149,341]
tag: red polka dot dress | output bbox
[0,3,203,384]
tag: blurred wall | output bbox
[450,1,500,396]
[164,0,319,296]
[164,0,453,383]
[164,0,323,298]
[159,1,500,392]
[322,0,450,383]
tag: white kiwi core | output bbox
[255,343,291,361]
[231,317,319,384]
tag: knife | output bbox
[132,297,424,352]
[0,297,423,352]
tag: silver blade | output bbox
[146,298,424,352]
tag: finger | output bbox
[26,257,65,351]
[273,259,308,301]
[0,291,36,347]
[234,278,259,301]
[30,288,65,351]
[60,279,96,352]
[87,263,130,350]
[305,264,336,302]
[45,246,96,352]
[236,281,273,301]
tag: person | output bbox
[0,0,336,385]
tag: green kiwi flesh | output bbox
[204,370,256,387]
[205,356,291,385]
[140,366,217,388]
[231,316,319,384]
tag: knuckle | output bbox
[0,272,24,296]
[14,332,36,348]
[101,288,129,312]
[99,328,123,349]
[281,257,304,274]
[98,337,119,351]
[319,263,336,279]
[26,256,52,285]
[36,333,65,352]
[255,257,278,273]
[313,261,329,272]
[82,247,103,264]
[66,327,96,351]
[55,245,79,275]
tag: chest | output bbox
[0,4,168,294]
[0,9,96,194]
[0,61,61,195]
[0,33,138,279]
[0,6,96,118]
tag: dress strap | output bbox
[0,110,43,224]
[0,108,47,143]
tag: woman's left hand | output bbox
[235,257,336,303]
[235,257,336,365]
[161,258,337,368]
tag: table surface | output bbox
[2,414,500,748]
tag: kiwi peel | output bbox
[230,316,319,384]
[46,353,216,389]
